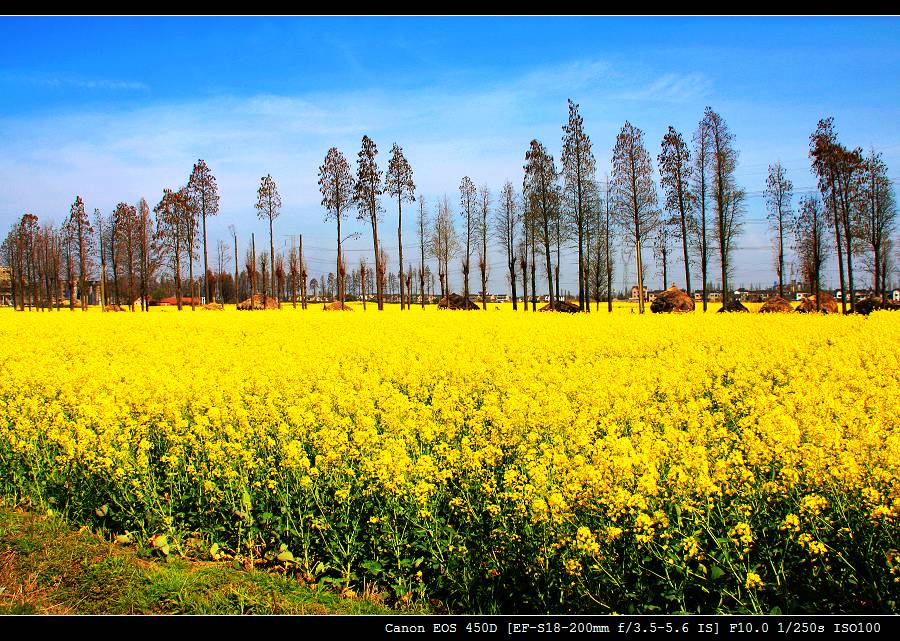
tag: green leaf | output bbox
[276,550,295,563]
[361,560,383,575]
[770,606,782,615]
[710,565,725,581]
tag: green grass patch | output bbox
[0,504,416,615]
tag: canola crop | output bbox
[0,306,898,613]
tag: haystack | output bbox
[650,286,695,313]
[716,300,750,313]
[237,294,279,310]
[539,300,580,313]
[104,304,125,312]
[437,293,480,310]
[323,301,353,311]
[202,302,224,311]
[796,293,838,314]
[758,296,794,313]
[853,297,900,316]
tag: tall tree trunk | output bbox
[337,213,343,306]
[530,228,537,312]
[632,170,645,314]
[398,197,404,310]
[269,216,277,308]
[828,182,847,314]
[371,208,383,311]
[583,199,590,314]
[189,252,195,311]
[249,233,256,310]
[662,245,668,290]
[233,236,239,306]
[555,214,561,304]
[576,168,584,311]
[202,210,209,304]
[606,193,612,313]
[175,227,183,311]
[678,180,692,302]
[777,207,784,299]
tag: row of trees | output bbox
[2,159,296,312]
[3,106,896,314]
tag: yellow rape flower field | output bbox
[1,305,899,614]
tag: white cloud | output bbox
[616,72,713,103]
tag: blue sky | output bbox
[1,16,898,293]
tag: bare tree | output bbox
[495,181,519,310]
[478,184,490,309]
[611,123,658,314]
[794,195,829,311]
[154,189,188,310]
[376,246,387,305]
[246,233,258,307]
[692,118,712,311]
[68,196,94,310]
[275,253,285,303]
[518,238,528,312]
[810,118,851,313]
[659,126,695,296]
[416,195,429,308]
[523,140,559,308]
[181,186,199,310]
[354,136,385,310]
[319,147,354,306]
[259,251,269,300]
[703,107,743,307]
[288,246,299,309]
[386,143,416,310]
[859,149,896,301]
[216,238,231,304]
[459,176,477,304]
[187,159,220,304]
[299,234,308,310]
[652,217,673,289]
[256,174,281,308]
[588,178,613,311]
[137,198,155,311]
[358,259,367,310]
[561,98,595,311]
[94,209,107,309]
[833,143,866,311]
[431,195,459,303]
[765,162,794,299]
[603,177,614,312]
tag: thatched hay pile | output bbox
[104,305,125,312]
[539,300,581,313]
[437,293,480,310]
[237,294,279,310]
[853,297,900,315]
[323,301,353,311]
[758,296,794,313]
[650,286,695,313]
[202,303,224,311]
[796,293,838,314]
[717,300,750,313]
